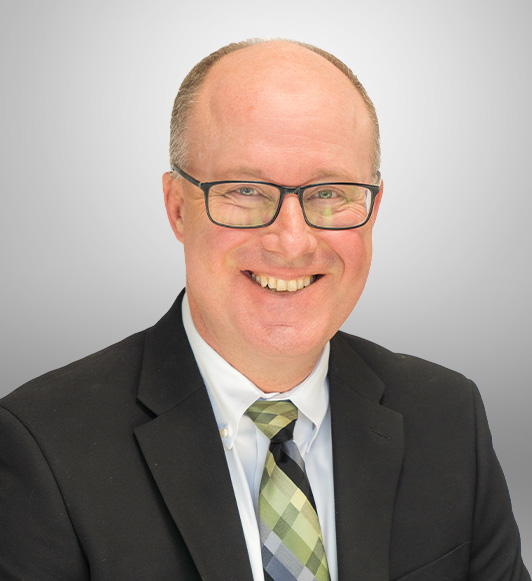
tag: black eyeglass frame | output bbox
[172,165,381,230]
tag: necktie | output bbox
[246,400,330,581]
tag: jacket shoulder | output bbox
[332,330,476,408]
[335,330,471,379]
[1,329,148,419]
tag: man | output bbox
[0,39,528,580]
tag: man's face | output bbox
[164,43,381,374]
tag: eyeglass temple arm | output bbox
[172,165,202,188]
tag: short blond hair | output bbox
[169,38,381,182]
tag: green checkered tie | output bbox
[247,400,330,581]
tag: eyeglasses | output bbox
[173,166,380,230]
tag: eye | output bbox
[306,187,345,201]
[316,189,335,199]
[236,186,259,196]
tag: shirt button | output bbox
[220,427,229,438]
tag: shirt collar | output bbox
[181,293,330,450]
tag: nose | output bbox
[261,193,318,260]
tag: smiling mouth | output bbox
[247,271,319,292]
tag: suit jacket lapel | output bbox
[329,332,405,580]
[134,292,253,580]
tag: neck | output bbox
[219,348,322,393]
[195,327,323,393]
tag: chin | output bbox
[249,323,328,359]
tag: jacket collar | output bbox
[136,290,201,415]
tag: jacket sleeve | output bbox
[0,406,89,580]
[468,384,530,580]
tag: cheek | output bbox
[182,214,251,278]
[329,229,373,268]
[333,231,374,293]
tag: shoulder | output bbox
[332,330,472,384]
[331,330,479,413]
[1,329,149,423]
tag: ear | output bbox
[163,172,185,243]
[369,179,383,225]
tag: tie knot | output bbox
[246,400,298,442]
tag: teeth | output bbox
[250,272,316,292]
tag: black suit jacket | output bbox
[0,293,529,580]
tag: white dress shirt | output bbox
[182,294,338,581]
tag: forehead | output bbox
[187,42,374,182]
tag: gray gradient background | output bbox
[1,0,530,565]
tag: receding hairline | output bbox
[169,38,381,182]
